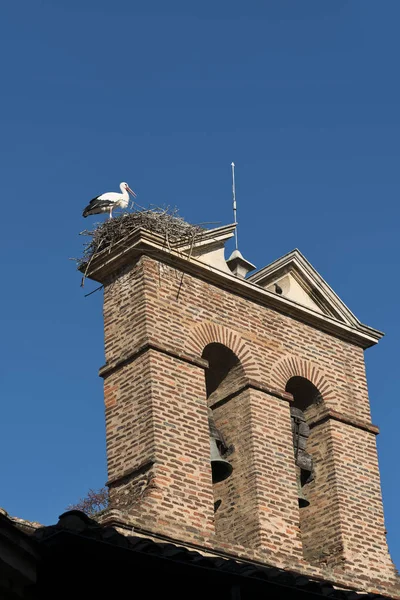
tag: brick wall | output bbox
[97,253,399,595]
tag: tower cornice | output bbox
[81,226,382,349]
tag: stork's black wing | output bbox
[82,196,114,217]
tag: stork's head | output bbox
[120,182,137,197]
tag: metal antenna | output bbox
[231,162,238,250]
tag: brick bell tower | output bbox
[83,214,399,598]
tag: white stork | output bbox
[82,182,137,219]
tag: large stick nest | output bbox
[76,206,206,270]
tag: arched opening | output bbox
[202,344,242,487]
[285,376,323,510]
[203,343,245,402]
[285,376,326,559]
[202,343,250,543]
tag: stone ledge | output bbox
[99,340,208,378]
[209,378,294,409]
[208,383,379,435]
[309,409,380,435]
[106,459,155,488]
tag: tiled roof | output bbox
[34,510,393,600]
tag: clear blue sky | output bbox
[1,0,399,568]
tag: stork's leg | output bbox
[109,208,113,220]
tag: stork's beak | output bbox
[127,186,137,198]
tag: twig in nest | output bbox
[85,285,104,297]
[80,238,103,287]
[176,235,196,300]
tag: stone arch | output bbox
[185,322,260,380]
[269,355,335,403]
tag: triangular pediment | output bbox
[247,249,360,328]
